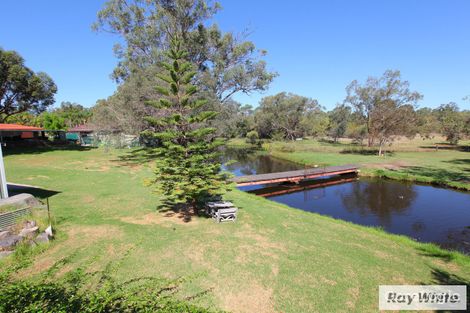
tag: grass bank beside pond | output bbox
[3,147,470,312]
[228,137,470,191]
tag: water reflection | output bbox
[265,178,470,253]
[340,180,417,226]
[222,148,300,176]
[223,148,470,254]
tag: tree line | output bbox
[1,0,469,151]
[1,46,91,131]
[5,101,92,131]
[218,70,470,156]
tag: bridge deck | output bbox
[232,164,358,187]
[250,176,358,197]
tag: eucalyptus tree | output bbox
[415,107,439,139]
[5,112,39,126]
[93,0,276,102]
[91,67,162,135]
[327,104,351,142]
[55,102,92,128]
[344,70,422,155]
[301,109,330,138]
[435,103,464,144]
[0,48,57,122]
[210,100,254,138]
[39,112,66,131]
[255,92,320,140]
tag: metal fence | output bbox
[0,207,31,230]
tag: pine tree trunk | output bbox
[378,139,385,156]
[192,199,199,216]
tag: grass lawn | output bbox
[230,136,470,191]
[2,147,470,312]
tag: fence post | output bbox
[0,142,8,199]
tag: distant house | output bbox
[67,124,139,148]
[67,124,94,145]
[0,124,46,142]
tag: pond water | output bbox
[223,148,470,254]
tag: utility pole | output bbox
[0,142,8,199]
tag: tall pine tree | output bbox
[143,38,228,211]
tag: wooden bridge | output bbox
[231,164,358,187]
[249,176,358,197]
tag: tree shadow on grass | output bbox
[420,143,470,152]
[155,195,236,224]
[445,159,470,166]
[317,138,346,145]
[340,148,396,156]
[428,267,470,286]
[111,147,158,167]
[423,267,469,312]
[3,145,96,156]
[417,246,458,263]
[156,202,200,223]
[398,166,470,184]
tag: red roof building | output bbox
[0,124,46,141]
[67,124,94,133]
[0,124,44,131]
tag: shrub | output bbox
[279,144,295,153]
[0,266,221,313]
[245,130,259,145]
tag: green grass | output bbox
[240,137,470,191]
[222,138,252,148]
[2,147,470,312]
[0,205,18,214]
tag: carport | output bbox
[0,124,46,199]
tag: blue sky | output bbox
[1,0,469,110]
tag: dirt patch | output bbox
[431,259,460,273]
[17,225,124,278]
[117,163,143,172]
[66,225,123,240]
[271,264,279,276]
[320,276,337,286]
[374,250,393,260]
[184,241,221,273]
[220,282,274,313]
[83,165,110,172]
[54,263,75,277]
[235,225,286,253]
[17,255,57,278]
[85,242,135,274]
[392,275,409,284]
[82,195,95,203]
[234,224,287,264]
[120,211,200,226]
[346,286,360,309]
[364,160,411,171]
[26,175,51,180]
[231,226,285,272]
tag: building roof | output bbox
[0,123,44,131]
[67,124,94,133]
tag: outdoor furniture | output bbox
[206,201,238,223]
